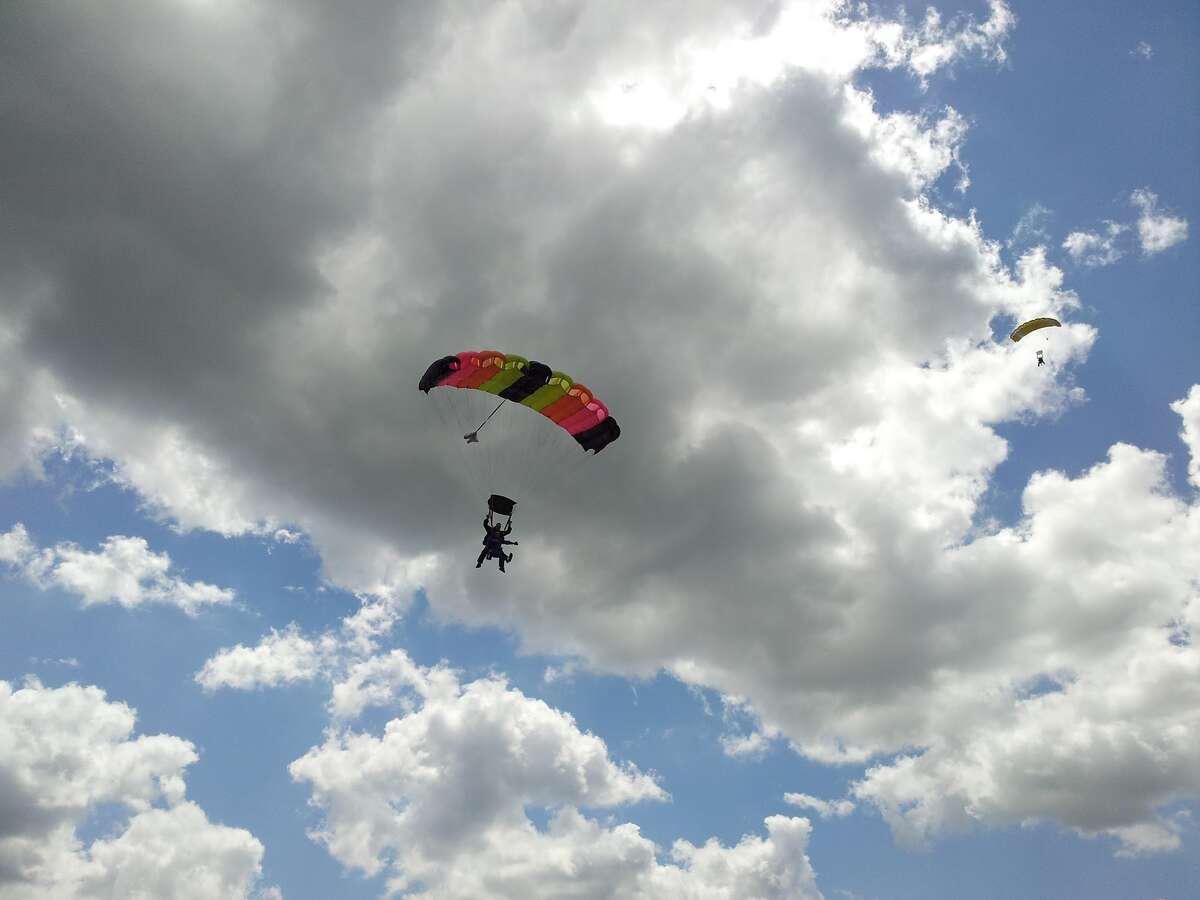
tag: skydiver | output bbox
[1036,349,1045,367]
[477,517,518,572]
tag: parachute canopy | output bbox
[1010,317,1061,342]
[419,351,621,454]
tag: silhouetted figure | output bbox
[1036,350,1045,367]
[477,518,518,572]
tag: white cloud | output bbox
[1062,221,1126,267]
[1008,203,1051,250]
[55,410,271,538]
[785,792,856,818]
[1130,188,1188,255]
[589,0,1014,130]
[1061,188,1187,264]
[195,624,330,691]
[27,656,80,668]
[840,89,970,193]
[72,803,278,900]
[1170,385,1200,489]
[897,0,1016,86]
[1,525,234,614]
[542,660,581,684]
[0,678,274,899]
[852,621,1200,856]
[720,730,773,759]
[290,668,822,898]
[327,647,458,721]
[1131,41,1153,60]
[850,434,1200,856]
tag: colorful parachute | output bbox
[1010,317,1061,342]
[419,351,620,453]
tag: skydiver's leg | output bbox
[476,548,487,567]
[498,554,506,572]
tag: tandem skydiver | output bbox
[477,516,518,572]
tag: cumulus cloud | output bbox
[1130,188,1189,255]
[1130,41,1153,60]
[852,620,1200,856]
[0,524,234,614]
[589,0,1014,129]
[1061,188,1187,264]
[1061,221,1126,267]
[785,792,856,818]
[720,730,774,759]
[850,424,1200,856]
[326,648,458,721]
[195,624,331,691]
[0,678,274,899]
[290,667,822,898]
[1171,385,1200,490]
[203,627,821,896]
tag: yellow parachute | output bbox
[1010,317,1061,342]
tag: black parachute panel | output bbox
[420,356,460,393]
[499,360,552,403]
[574,417,621,454]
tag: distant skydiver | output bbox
[1010,317,1061,367]
[477,517,518,572]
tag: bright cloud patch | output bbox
[1130,188,1189,255]
[195,624,330,691]
[897,0,1015,85]
[1062,222,1126,267]
[1171,385,1200,490]
[0,678,273,899]
[591,0,1014,130]
[1062,188,1187,264]
[0,524,234,614]
[852,624,1200,856]
[785,792,856,818]
[290,667,823,899]
[849,418,1200,856]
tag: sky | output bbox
[0,1,1197,898]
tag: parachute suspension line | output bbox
[514,405,546,509]
[435,389,483,502]
[465,399,506,444]
[452,389,491,501]
[537,423,588,498]
[437,396,478,523]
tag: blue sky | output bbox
[1,2,1197,899]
